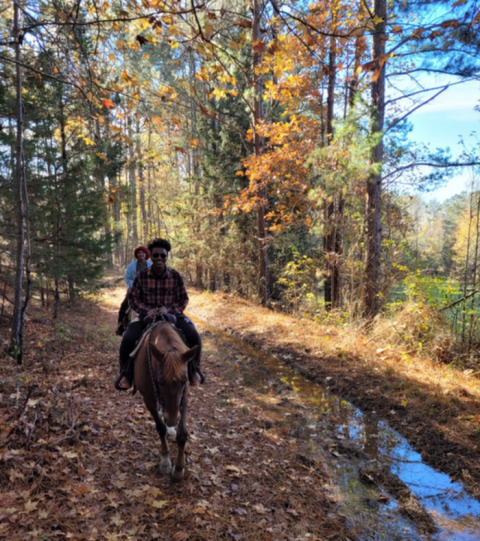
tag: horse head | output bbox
[150,341,199,427]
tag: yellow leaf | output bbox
[163,508,175,518]
[84,137,95,146]
[24,500,38,513]
[120,70,131,83]
[110,514,125,526]
[212,87,227,100]
[151,500,169,508]
[61,451,79,458]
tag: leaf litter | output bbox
[0,285,353,541]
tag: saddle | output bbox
[129,315,184,358]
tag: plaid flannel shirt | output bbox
[128,266,189,318]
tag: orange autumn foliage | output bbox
[228,0,366,232]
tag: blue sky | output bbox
[407,79,480,202]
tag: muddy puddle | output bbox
[199,322,480,541]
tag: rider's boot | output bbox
[188,361,205,386]
[117,375,131,389]
[115,358,134,391]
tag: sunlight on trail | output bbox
[189,290,480,402]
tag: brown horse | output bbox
[134,322,198,481]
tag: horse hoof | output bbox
[166,426,177,441]
[171,467,185,482]
[160,458,172,474]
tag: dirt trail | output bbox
[0,286,353,541]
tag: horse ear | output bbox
[181,345,199,364]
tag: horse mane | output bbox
[153,323,188,383]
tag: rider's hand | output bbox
[147,307,167,319]
[147,308,158,319]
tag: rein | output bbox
[147,316,165,409]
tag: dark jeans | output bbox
[119,315,202,379]
[118,294,129,324]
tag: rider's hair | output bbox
[148,238,171,253]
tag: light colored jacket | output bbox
[125,260,152,288]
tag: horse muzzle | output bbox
[163,411,180,428]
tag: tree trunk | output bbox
[324,36,341,310]
[128,117,138,249]
[147,124,154,237]
[1,281,7,321]
[53,277,60,320]
[102,115,114,270]
[113,173,121,263]
[364,0,386,319]
[253,0,268,304]
[348,3,367,109]
[137,119,148,240]
[68,276,75,306]
[209,269,216,292]
[9,1,25,364]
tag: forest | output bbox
[1,0,480,359]
[1,1,480,540]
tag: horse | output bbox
[134,321,199,481]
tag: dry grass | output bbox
[189,290,480,403]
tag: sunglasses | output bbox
[151,252,168,259]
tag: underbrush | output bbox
[272,268,480,372]
[373,301,454,362]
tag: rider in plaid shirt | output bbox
[117,238,204,390]
[128,266,189,318]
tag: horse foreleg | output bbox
[171,391,188,482]
[146,401,171,474]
